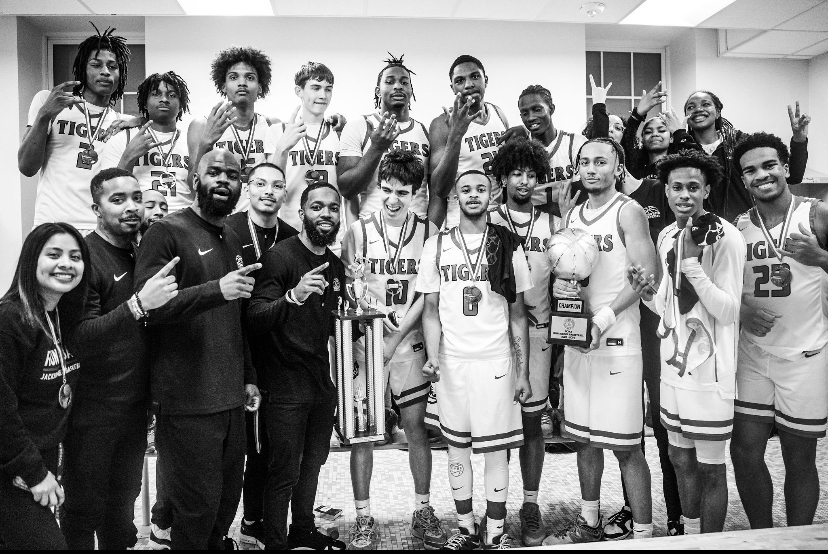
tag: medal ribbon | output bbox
[81,101,110,151]
[504,206,536,264]
[247,212,278,260]
[44,309,68,390]
[147,127,180,171]
[755,197,795,263]
[457,226,489,285]
[230,115,257,168]
[379,212,411,275]
[302,122,327,170]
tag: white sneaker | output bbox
[148,524,171,550]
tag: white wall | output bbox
[145,17,588,134]
[2,16,23,291]
[808,52,828,176]
[17,16,43,238]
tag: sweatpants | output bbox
[156,407,246,550]
[62,403,147,550]
[264,398,336,549]
[243,401,269,522]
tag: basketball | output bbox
[546,227,600,281]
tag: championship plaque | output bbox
[546,228,600,348]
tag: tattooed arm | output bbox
[509,292,531,404]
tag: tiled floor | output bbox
[134,436,828,549]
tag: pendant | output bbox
[388,311,399,327]
[464,286,483,305]
[59,383,72,410]
[160,172,176,190]
[386,278,402,296]
[771,265,793,288]
[80,148,98,165]
[305,169,322,186]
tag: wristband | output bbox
[128,296,141,320]
[286,288,305,306]
[592,306,616,335]
[134,293,147,316]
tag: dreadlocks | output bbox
[210,46,272,98]
[137,71,191,121]
[72,23,131,103]
[374,53,417,110]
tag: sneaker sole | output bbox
[148,540,171,551]
[603,532,632,542]
[240,533,264,549]
[522,533,546,547]
[411,528,446,550]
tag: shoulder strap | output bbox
[567,132,576,167]
[491,103,508,129]
[417,120,430,140]
[359,217,368,259]
[436,232,444,275]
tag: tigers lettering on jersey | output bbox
[464,131,504,154]
[214,139,265,156]
[391,140,430,157]
[439,263,491,282]
[542,164,576,184]
[288,150,340,167]
[54,119,105,139]
[368,258,418,276]
[594,235,614,252]
[135,152,190,170]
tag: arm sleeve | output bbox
[134,225,227,324]
[27,91,49,127]
[339,117,368,158]
[682,232,746,325]
[246,250,293,329]
[242,329,256,386]
[788,138,808,185]
[67,273,135,356]
[0,331,47,488]
[414,237,440,294]
[99,132,127,170]
[622,110,643,161]
[591,102,609,138]
[263,123,283,157]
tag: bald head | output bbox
[198,148,240,174]
[194,149,242,218]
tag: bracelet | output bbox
[134,293,147,316]
[131,294,148,320]
[592,306,617,335]
[127,296,141,320]
[286,288,305,306]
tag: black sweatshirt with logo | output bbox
[0,299,80,487]
[135,208,255,416]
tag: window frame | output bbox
[584,47,668,119]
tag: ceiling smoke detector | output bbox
[580,2,606,17]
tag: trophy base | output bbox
[335,425,387,446]
[547,298,593,349]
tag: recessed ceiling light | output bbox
[581,2,606,18]
[621,0,736,27]
[177,0,274,16]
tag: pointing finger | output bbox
[307,262,330,276]
[237,263,263,276]
[798,222,813,237]
[155,256,180,278]
[589,74,596,89]
[605,82,613,94]
[788,105,795,122]
[288,105,301,125]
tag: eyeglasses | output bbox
[250,180,286,191]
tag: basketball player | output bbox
[62,169,180,549]
[417,171,532,549]
[340,151,444,550]
[630,150,746,535]
[731,133,828,529]
[19,26,130,232]
[338,54,430,219]
[265,62,342,239]
[188,46,275,213]
[101,72,193,213]
[135,150,262,550]
[486,138,554,547]
[428,55,509,229]
[544,138,657,544]
[226,162,298,549]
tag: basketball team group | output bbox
[1,23,824,551]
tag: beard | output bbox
[303,216,340,247]
[197,182,240,218]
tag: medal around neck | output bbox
[333,256,388,446]
[546,228,600,348]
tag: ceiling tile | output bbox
[536,0,645,23]
[730,30,828,55]
[83,0,184,15]
[365,0,458,18]
[453,0,549,20]
[776,1,828,31]
[272,0,364,16]
[698,0,823,29]
[0,0,90,15]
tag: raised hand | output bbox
[660,107,688,134]
[446,92,482,139]
[788,101,811,142]
[370,112,400,152]
[122,122,163,164]
[39,81,83,121]
[558,179,581,220]
[201,101,237,146]
[293,262,330,303]
[220,263,262,301]
[780,222,827,267]
[30,471,64,508]
[626,264,657,302]
[636,81,667,118]
[137,257,180,311]
[276,106,307,153]
[422,359,440,383]
[496,125,531,145]
[589,74,613,105]
[682,218,704,260]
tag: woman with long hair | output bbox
[0,223,89,549]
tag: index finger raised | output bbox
[155,256,180,278]
[56,80,81,91]
[288,105,301,125]
[237,263,263,276]
[306,262,330,276]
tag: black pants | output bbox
[621,307,683,522]
[150,454,172,530]
[157,407,246,550]
[264,398,336,550]
[62,404,147,550]
[243,402,269,523]
[0,447,67,550]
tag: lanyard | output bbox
[379,212,410,274]
[302,122,326,168]
[230,115,257,168]
[457,226,489,285]
[503,206,536,263]
[81,102,110,150]
[247,212,278,260]
[147,127,180,170]
[755,197,795,263]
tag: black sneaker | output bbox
[287,527,347,550]
[442,524,480,551]
[222,537,239,550]
[240,520,265,549]
[603,507,633,541]
[668,519,685,536]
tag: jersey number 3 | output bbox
[753,264,791,298]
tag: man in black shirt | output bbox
[135,150,262,550]
[248,182,347,550]
[226,162,298,548]
[63,168,180,549]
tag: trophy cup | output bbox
[546,228,600,348]
[333,257,387,445]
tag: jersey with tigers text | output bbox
[214,113,271,213]
[533,130,586,207]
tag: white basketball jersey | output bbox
[353,211,430,361]
[416,227,532,361]
[489,206,555,337]
[737,197,828,359]
[214,113,270,213]
[264,121,341,234]
[445,104,507,229]
[533,130,586,207]
[100,126,193,212]
[340,113,430,219]
[564,192,641,356]
[28,91,122,229]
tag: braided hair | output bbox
[72,23,131,103]
[374,53,417,110]
[518,85,554,112]
[575,137,627,189]
[137,71,190,121]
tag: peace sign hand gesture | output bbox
[202,101,237,146]
[636,81,667,118]
[277,106,307,153]
[788,101,811,142]
[445,92,482,140]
